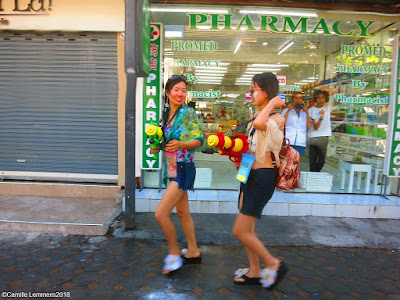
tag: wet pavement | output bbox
[1,227,400,299]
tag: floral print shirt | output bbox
[162,105,204,182]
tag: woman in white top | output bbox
[308,90,339,172]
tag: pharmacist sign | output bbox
[142,23,163,170]
[384,35,400,177]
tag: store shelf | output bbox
[332,132,385,140]
[329,141,383,155]
[331,121,388,127]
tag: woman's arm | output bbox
[253,96,285,130]
[165,139,201,153]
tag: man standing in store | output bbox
[308,90,339,172]
[282,92,310,170]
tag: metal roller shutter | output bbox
[0,33,118,180]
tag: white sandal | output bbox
[163,254,183,274]
[260,268,277,288]
[234,268,249,277]
[260,262,289,289]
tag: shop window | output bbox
[148,5,399,194]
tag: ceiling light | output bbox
[165,31,183,38]
[197,77,224,80]
[197,75,224,78]
[196,78,223,82]
[249,64,289,68]
[234,40,242,54]
[246,68,281,72]
[195,73,226,77]
[197,81,222,85]
[150,8,229,13]
[389,38,394,42]
[195,71,227,75]
[278,41,294,55]
[263,42,268,46]
[239,9,317,17]
[193,66,228,70]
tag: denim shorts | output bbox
[168,162,196,191]
[238,168,276,219]
[292,145,305,156]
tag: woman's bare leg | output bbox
[155,181,185,257]
[233,213,280,271]
[176,191,200,258]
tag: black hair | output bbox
[313,90,329,102]
[291,91,304,101]
[252,72,279,100]
[161,75,188,134]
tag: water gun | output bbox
[202,132,249,169]
[145,123,163,159]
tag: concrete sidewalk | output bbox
[112,213,400,249]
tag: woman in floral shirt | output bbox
[151,75,203,275]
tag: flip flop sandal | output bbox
[235,268,249,277]
[163,254,183,275]
[260,262,289,290]
[234,273,262,285]
[181,248,202,264]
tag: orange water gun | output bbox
[202,133,249,168]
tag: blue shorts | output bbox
[168,162,196,191]
[239,168,276,219]
[292,145,305,156]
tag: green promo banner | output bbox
[142,23,163,170]
[384,34,400,177]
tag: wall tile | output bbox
[219,201,237,214]
[311,204,335,217]
[377,206,400,219]
[334,205,357,218]
[149,200,159,212]
[264,203,289,216]
[135,199,149,213]
[196,201,219,213]
[356,205,379,218]
[289,203,312,216]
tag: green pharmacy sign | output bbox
[384,35,400,177]
[188,14,375,37]
[142,23,163,170]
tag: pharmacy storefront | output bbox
[142,3,400,195]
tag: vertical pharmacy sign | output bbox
[384,35,400,177]
[142,23,163,170]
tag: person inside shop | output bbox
[232,72,288,289]
[308,89,339,172]
[281,92,311,157]
[150,75,204,275]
